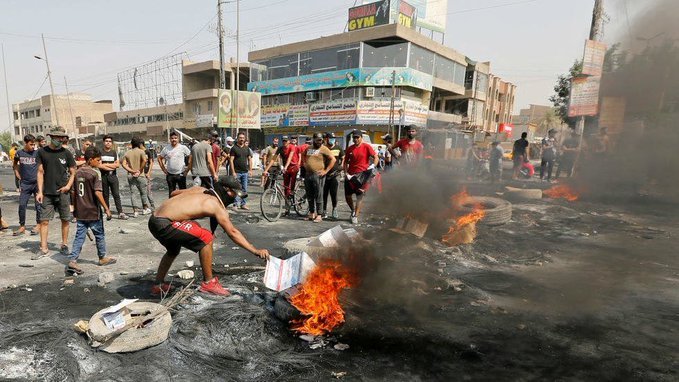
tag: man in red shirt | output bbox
[392,125,424,165]
[269,136,300,199]
[344,129,377,224]
[209,131,222,176]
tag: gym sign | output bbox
[348,0,390,31]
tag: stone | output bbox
[63,279,75,286]
[331,371,347,379]
[98,272,115,286]
[119,229,130,234]
[119,271,129,275]
[83,288,90,293]
[299,334,315,342]
[177,270,194,280]
[185,260,194,267]
[334,343,350,351]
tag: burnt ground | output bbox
[0,163,678,381]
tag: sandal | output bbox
[31,249,50,260]
[13,228,26,236]
[313,215,323,223]
[67,262,84,275]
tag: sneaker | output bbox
[60,245,69,256]
[322,212,328,219]
[119,213,129,220]
[331,209,339,220]
[350,212,358,225]
[150,282,174,296]
[142,208,152,215]
[98,257,117,266]
[31,249,50,260]
[199,277,231,296]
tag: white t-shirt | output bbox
[159,144,190,175]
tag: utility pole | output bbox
[217,0,225,89]
[2,44,12,136]
[388,70,396,138]
[235,0,240,136]
[41,34,59,128]
[64,76,79,149]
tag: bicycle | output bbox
[260,169,308,222]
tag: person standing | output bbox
[99,135,128,220]
[260,137,281,189]
[280,136,300,201]
[36,135,47,148]
[512,132,530,180]
[219,136,235,175]
[158,131,191,197]
[392,125,424,165]
[34,127,76,259]
[229,132,252,210]
[489,141,504,184]
[344,129,378,225]
[302,132,336,222]
[13,134,41,236]
[381,134,394,170]
[144,140,156,210]
[540,129,558,182]
[9,143,20,192]
[209,131,222,176]
[74,138,93,167]
[122,137,151,217]
[556,131,580,179]
[189,135,218,189]
[323,132,344,219]
[66,146,117,274]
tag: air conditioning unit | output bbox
[305,92,316,102]
[365,87,375,98]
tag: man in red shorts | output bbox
[148,176,269,296]
[344,129,378,224]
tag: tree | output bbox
[535,108,562,137]
[0,131,13,153]
[549,60,582,122]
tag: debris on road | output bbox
[177,270,194,279]
[97,272,115,286]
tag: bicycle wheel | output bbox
[293,182,309,217]
[260,187,284,222]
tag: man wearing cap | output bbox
[392,125,424,165]
[158,130,191,198]
[260,137,280,189]
[302,132,336,222]
[219,136,235,175]
[148,176,269,296]
[323,132,344,219]
[34,127,77,259]
[344,129,378,224]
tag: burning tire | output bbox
[274,295,300,323]
[460,196,512,226]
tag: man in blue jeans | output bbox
[229,132,252,210]
[67,146,117,274]
[13,134,41,236]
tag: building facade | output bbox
[482,74,516,132]
[248,23,517,144]
[12,93,112,141]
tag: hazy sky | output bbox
[0,0,646,131]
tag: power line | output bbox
[447,0,539,15]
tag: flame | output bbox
[441,189,486,246]
[544,185,579,201]
[290,259,354,336]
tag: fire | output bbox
[290,259,354,336]
[544,185,579,201]
[441,189,486,246]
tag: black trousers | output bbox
[540,159,555,180]
[323,175,339,212]
[166,173,187,197]
[304,172,325,214]
[102,172,123,213]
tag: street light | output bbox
[34,34,60,129]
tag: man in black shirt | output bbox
[99,135,128,219]
[144,140,156,210]
[34,127,77,259]
[512,132,530,180]
[323,132,344,219]
[229,132,252,210]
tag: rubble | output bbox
[97,272,115,286]
[177,270,194,280]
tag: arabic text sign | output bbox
[568,76,601,117]
[582,40,607,77]
[309,100,357,126]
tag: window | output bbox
[299,44,360,76]
[267,54,298,80]
[362,42,408,68]
[453,63,466,86]
[193,103,201,115]
[207,100,213,112]
[35,109,40,117]
[434,55,455,83]
[409,44,435,75]
[250,62,269,82]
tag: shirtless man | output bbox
[148,176,269,296]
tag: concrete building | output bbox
[247,23,513,145]
[482,74,517,132]
[12,93,112,141]
[103,60,250,142]
[511,104,560,139]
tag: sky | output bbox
[0,0,647,132]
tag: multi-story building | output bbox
[12,93,113,141]
[483,74,516,132]
[103,60,250,142]
[248,23,512,144]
